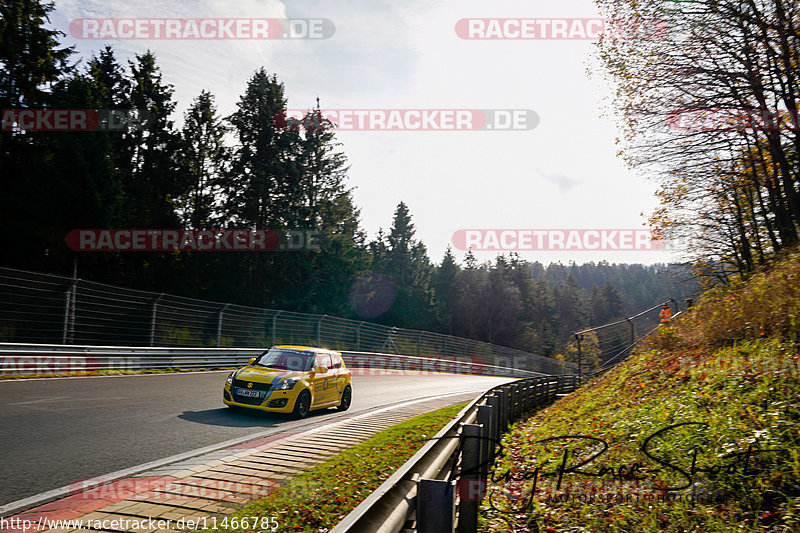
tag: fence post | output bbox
[66,279,78,344]
[317,315,326,347]
[217,303,230,347]
[417,332,422,355]
[457,424,483,533]
[417,479,455,533]
[356,321,364,351]
[272,311,282,346]
[626,317,635,346]
[62,286,72,345]
[575,333,583,383]
[150,293,164,346]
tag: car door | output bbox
[311,353,335,406]
[329,352,349,397]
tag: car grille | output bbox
[232,379,272,391]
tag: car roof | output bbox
[273,345,341,355]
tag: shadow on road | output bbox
[178,407,286,427]
[178,407,334,427]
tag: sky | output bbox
[48,0,682,266]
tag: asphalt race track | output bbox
[0,370,513,507]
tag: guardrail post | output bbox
[486,395,500,458]
[477,404,493,474]
[417,479,455,533]
[457,424,483,533]
[522,380,531,412]
[511,384,520,420]
[498,387,508,432]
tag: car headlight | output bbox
[276,378,299,390]
[226,372,234,385]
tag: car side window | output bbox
[315,354,332,370]
[329,353,342,369]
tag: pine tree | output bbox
[178,90,228,229]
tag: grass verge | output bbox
[200,402,466,533]
[480,339,800,532]
[478,247,800,532]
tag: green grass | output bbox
[198,402,466,533]
[476,247,800,532]
[479,339,800,532]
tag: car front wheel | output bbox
[292,390,311,419]
[337,385,352,411]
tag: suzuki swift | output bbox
[223,345,352,418]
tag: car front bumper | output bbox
[223,382,300,413]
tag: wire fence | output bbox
[572,300,681,377]
[0,267,571,375]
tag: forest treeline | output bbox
[0,0,696,356]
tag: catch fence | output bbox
[0,267,570,375]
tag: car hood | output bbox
[234,366,305,384]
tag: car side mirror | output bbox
[314,365,328,374]
[248,358,255,365]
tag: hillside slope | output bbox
[479,250,800,532]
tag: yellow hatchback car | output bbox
[223,346,352,418]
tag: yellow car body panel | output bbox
[223,345,352,416]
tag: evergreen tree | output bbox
[178,90,228,229]
[0,0,72,271]
[432,247,459,334]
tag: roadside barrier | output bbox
[0,343,549,378]
[332,374,579,532]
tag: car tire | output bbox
[337,385,352,411]
[292,390,311,419]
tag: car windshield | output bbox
[255,349,314,371]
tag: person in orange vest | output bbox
[659,303,672,324]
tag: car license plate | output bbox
[236,388,261,398]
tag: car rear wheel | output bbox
[292,390,311,419]
[337,385,352,411]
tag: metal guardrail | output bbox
[0,343,550,378]
[332,373,579,532]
